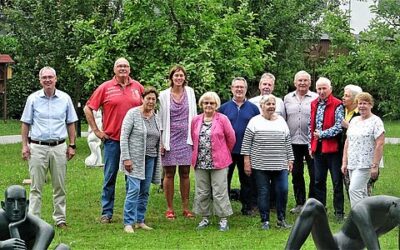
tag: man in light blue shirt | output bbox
[20,66,78,229]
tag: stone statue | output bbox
[285,196,400,250]
[85,110,104,167]
[0,185,54,250]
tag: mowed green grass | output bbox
[0,139,399,249]
[0,120,88,136]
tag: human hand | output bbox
[341,165,347,175]
[94,129,109,141]
[288,161,293,173]
[124,160,133,173]
[341,120,349,129]
[370,165,379,180]
[21,145,30,161]
[0,238,27,249]
[66,147,75,161]
[313,130,321,140]
[244,161,252,176]
[309,150,314,159]
[160,146,165,156]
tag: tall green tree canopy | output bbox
[317,0,400,119]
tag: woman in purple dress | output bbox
[159,65,197,219]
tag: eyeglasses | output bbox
[40,75,55,80]
[116,64,130,68]
[203,101,216,105]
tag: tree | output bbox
[1,0,122,118]
[316,0,400,119]
[246,0,326,95]
[72,0,272,102]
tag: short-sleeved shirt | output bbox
[86,77,144,140]
[284,90,318,145]
[20,89,78,141]
[347,115,385,169]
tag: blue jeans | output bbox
[253,169,288,222]
[123,156,156,225]
[101,139,121,218]
[313,152,344,215]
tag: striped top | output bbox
[241,115,294,171]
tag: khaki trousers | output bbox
[29,143,67,225]
[194,168,233,218]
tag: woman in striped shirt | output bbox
[242,94,294,230]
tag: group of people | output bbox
[18,57,385,235]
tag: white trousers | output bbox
[29,143,67,225]
[349,168,370,207]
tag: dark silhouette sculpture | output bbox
[285,196,400,250]
[0,185,54,250]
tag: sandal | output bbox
[183,210,195,219]
[165,210,176,220]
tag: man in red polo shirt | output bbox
[84,58,144,223]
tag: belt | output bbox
[30,139,66,146]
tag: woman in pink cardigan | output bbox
[191,91,236,232]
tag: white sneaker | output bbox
[219,219,229,232]
[124,225,134,233]
[196,218,210,230]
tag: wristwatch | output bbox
[68,144,76,149]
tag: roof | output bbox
[0,54,15,64]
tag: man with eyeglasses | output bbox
[84,58,144,224]
[219,77,259,215]
[20,66,78,229]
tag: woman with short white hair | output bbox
[242,94,294,230]
[341,84,363,197]
[191,91,236,232]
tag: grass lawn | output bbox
[0,120,88,136]
[0,139,399,249]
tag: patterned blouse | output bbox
[195,121,214,169]
[346,115,385,169]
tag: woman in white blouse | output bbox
[341,92,385,207]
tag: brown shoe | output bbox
[100,215,111,224]
[56,223,67,229]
